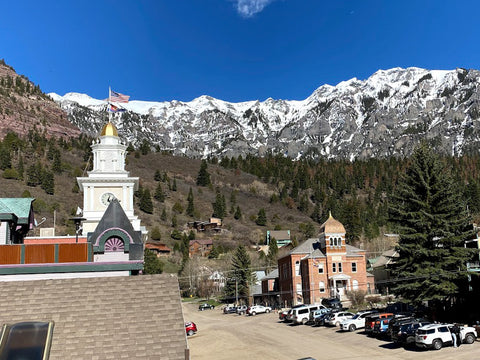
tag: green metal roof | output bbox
[0,198,34,224]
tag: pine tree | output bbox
[41,170,55,195]
[154,183,165,202]
[0,146,11,170]
[150,226,162,241]
[388,143,476,306]
[267,237,278,268]
[139,188,153,214]
[212,190,226,219]
[196,159,211,186]
[234,206,242,220]
[52,150,62,173]
[223,245,253,301]
[172,177,177,191]
[143,249,164,274]
[161,208,167,221]
[256,208,267,226]
[154,169,162,181]
[186,187,195,217]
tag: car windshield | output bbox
[351,314,360,319]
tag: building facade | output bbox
[278,214,374,306]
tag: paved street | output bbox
[183,303,480,360]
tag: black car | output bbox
[391,319,431,346]
[321,297,343,309]
[199,303,215,311]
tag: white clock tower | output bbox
[77,122,141,234]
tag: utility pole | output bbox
[235,276,238,306]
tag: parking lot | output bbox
[183,303,480,360]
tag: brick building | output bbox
[189,239,213,257]
[278,213,374,306]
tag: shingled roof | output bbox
[0,274,188,359]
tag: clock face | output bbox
[101,192,115,206]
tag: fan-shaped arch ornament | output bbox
[104,237,125,252]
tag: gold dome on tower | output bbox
[100,122,118,137]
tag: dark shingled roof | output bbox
[0,274,187,359]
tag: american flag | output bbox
[109,89,130,103]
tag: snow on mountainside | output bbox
[49,67,480,160]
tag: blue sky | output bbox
[1,0,479,102]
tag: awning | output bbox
[329,274,351,281]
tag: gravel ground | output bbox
[183,303,480,360]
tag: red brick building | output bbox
[278,213,374,306]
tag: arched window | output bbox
[353,280,359,290]
[329,238,333,246]
[295,261,300,276]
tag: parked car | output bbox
[326,311,355,326]
[279,304,304,321]
[391,320,431,347]
[314,310,336,326]
[385,315,413,339]
[185,321,197,336]
[364,313,393,334]
[290,304,326,325]
[236,305,248,315]
[415,323,477,350]
[371,315,395,337]
[309,308,331,325]
[199,303,215,311]
[321,297,343,309]
[223,306,237,314]
[340,310,377,332]
[246,305,272,316]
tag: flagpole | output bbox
[108,86,112,124]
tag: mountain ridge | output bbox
[48,66,480,160]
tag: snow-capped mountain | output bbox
[50,67,480,160]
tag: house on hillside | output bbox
[189,239,213,257]
[188,218,222,232]
[0,275,189,359]
[266,230,291,247]
[145,242,172,256]
[278,213,374,307]
[370,249,399,295]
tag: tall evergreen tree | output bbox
[256,208,267,226]
[388,143,476,306]
[223,245,253,302]
[154,183,165,202]
[212,190,226,219]
[172,177,177,191]
[196,159,211,186]
[139,188,153,214]
[154,169,162,181]
[234,205,242,220]
[186,187,195,217]
[41,170,55,195]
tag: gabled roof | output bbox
[0,275,187,359]
[189,239,213,246]
[0,198,34,224]
[268,230,290,240]
[145,243,171,252]
[261,268,278,280]
[346,244,366,256]
[288,237,322,255]
[372,249,399,268]
[304,248,326,259]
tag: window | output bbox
[352,280,359,290]
[329,238,333,246]
[319,281,325,293]
[295,261,300,276]
[332,263,336,273]
[352,262,357,272]
[318,263,324,274]
[338,263,342,273]
[296,283,302,294]
[0,321,54,360]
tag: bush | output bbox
[2,168,19,179]
[346,290,366,307]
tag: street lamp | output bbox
[70,217,86,243]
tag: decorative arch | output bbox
[93,227,133,253]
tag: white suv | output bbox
[415,324,477,350]
[246,305,271,316]
[340,311,376,332]
[290,304,326,325]
[326,311,355,326]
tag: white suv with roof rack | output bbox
[290,304,326,325]
[415,323,477,350]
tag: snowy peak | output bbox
[50,67,480,159]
